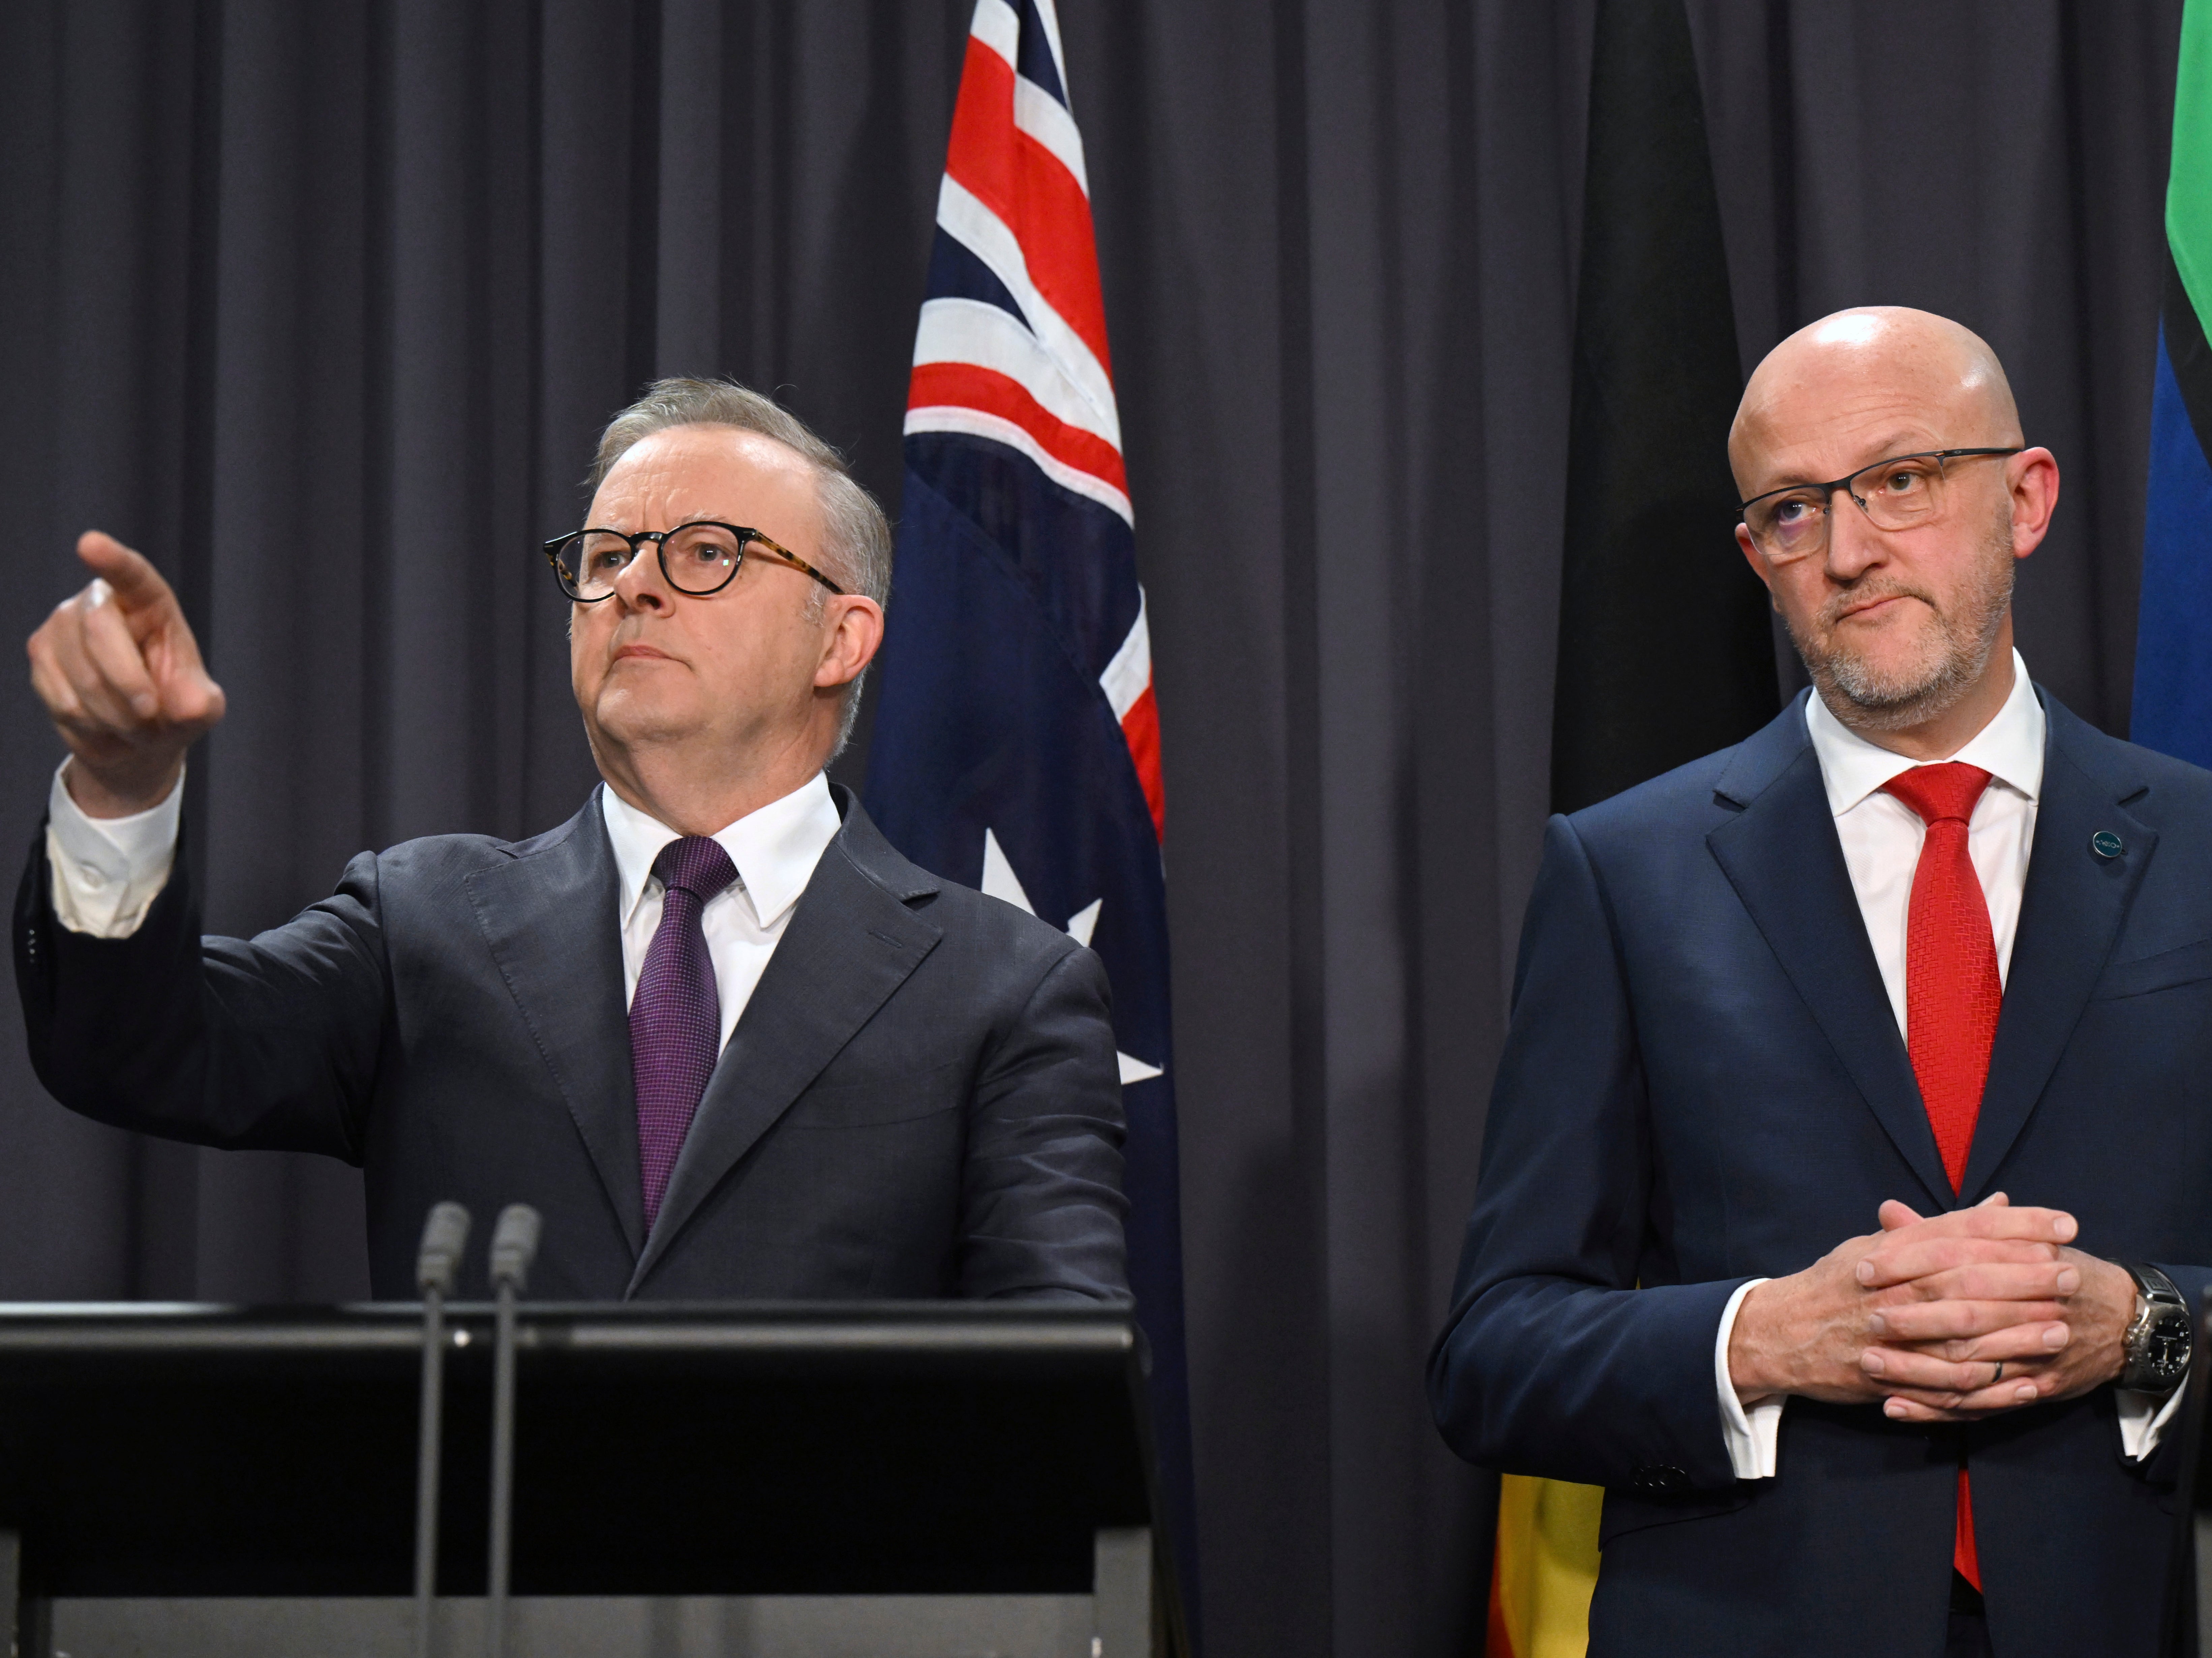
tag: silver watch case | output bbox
[2121,1262,2193,1395]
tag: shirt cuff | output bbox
[1715,1277,1784,1479]
[2116,1375,2187,1462]
[46,758,183,937]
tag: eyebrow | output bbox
[1757,433,1937,491]
[586,516,743,532]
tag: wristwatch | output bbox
[2118,1262,2194,1395]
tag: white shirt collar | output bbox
[1805,647,2046,817]
[599,772,842,930]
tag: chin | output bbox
[1818,640,1977,730]
[590,687,702,749]
[1841,649,1945,702]
[1823,611,1940,685]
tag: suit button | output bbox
[1630,1465,1689,1496]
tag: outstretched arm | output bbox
[20,533,387,1160]
[17,836,388,1163]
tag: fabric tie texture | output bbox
[1882,760,2002,1595]
[630,835,738,1232]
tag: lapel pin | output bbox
[2090,831,2124,860]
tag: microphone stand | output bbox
[413,1202,471,1658]
[485,1204,542,1658]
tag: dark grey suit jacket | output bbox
[14,786,1129,1303]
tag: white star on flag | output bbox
[980,828,1164,1085]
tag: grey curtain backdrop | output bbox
[0,3,2181,1655]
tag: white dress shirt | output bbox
[46,762,842,1054]
[599,776,841,1051]
[1711,652,2178,1477]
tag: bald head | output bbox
[1729,307,2022,496]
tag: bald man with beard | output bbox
[1430,308,2212,1656]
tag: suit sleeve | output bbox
[956,942,1129,1302]
[16,827,388,1162]
[1427,813,1748,1491]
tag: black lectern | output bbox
[0,1301,1184,1658]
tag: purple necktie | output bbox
[631,835,737,1231]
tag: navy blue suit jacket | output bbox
[1429,688,2212,1657]
[14,786,1128,1304]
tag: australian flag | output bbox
[862,0,1199,1633]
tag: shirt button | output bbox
[81,868,107,891]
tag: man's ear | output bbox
[814,595,885,690]
[2007,447,2060,561]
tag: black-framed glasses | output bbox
[543,520,845,602]
[1738,447,2024,556]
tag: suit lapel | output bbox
[627,795,944,1292]
[1705,700,1955,1209]
[464,794,646,1258]
[1960,695,2153,1199]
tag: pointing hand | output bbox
[26,531,225,817]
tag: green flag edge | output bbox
[2172,0,2212,328]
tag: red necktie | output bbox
[1882,762,2001,1594]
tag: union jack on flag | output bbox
[862,0,1196,1625]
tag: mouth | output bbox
[610,643,677,665]
[1834,593,1921,626]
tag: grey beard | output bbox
[1790,527,2014,735]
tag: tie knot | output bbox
[1883,761,1994,827]
[651,835,737,904]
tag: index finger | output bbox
[1878,1190,2011,1234]
[75,531,179,616]
[1875,1202,2074,1247]
[1855,1206,2075,1286]
[1857,1235,2062,1289]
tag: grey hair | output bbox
[588,377,893,755]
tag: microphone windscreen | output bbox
[415,1201,472,1295]
[489,1203,543,1291]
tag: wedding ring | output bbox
[1991,1361,2004,1385]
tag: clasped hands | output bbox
[1727,1194,2136,1422]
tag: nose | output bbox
[1822,486,1889,583]
[608,538,674,613]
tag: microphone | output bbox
[488,1205,541,1293]
[412,1202,471,1658]
[484,1204,541,1658]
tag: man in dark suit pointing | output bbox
[16,378,1128,1303]
[1430,309,2212,1656]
